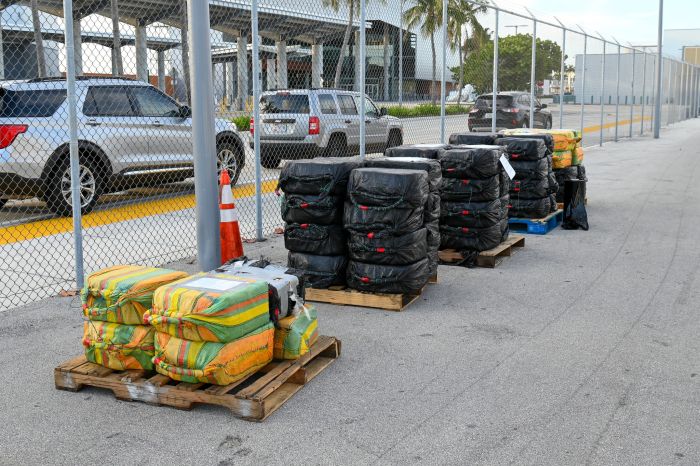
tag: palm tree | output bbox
[447,0,487,104]
[30,0,46,78]
[404,0,442,105]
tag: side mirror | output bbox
[179,105,192,118]
[380,107,388,116]
[540,103,548,109]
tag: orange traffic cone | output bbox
[219,170,244,263]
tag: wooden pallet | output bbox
[54,335,341,422]
[439,234,525,268]
[305,286,422,312]
[428,273,438,284]
[508,209,563,235]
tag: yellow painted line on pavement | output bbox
[582,116,652,134]
[0,179,278,245]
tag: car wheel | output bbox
[217,142,245,184]
[44,155,103,216]
[325,134,347,157]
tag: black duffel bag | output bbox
[287,251,347,289]
[347,168,429,209]
[385,143,448,159]
[348,228,427,266]
[439,222,502,252]
[277,157,362,196]
[364,157,442,193]
[511,158,549,179]
[448,132,499,145]
[284,223,347,256]
[344,200,425,236]
[508,196,553,219]
[510,178,550,200]
[440,199,501,228]
[440,175,500,202]
[438,146,502,179]
[496,137,547,161]
[347,258,430,294]
[281,193,342,225]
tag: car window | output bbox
[83,86,136,116]
[476,95,512,108]
[362,96,380,117]
[260,94,309,114]
[130,86,180,117]
[520,95,531,105]
[0,89,66,117]
[338,95,357,115]
[317,94,338,115]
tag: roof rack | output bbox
[26,76,138,83]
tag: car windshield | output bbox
[0,89,67,117]
[260,94,309,114]
[475,96,513,108]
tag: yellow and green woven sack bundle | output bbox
[145,273,270,343]
[82,265,188,325]
[274,307,319,360]
[83,320,155,370]
[572,145,585,165]
[552,149,573,169]
[152,323,274,385]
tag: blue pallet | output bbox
[508,209,563,235]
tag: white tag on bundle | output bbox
[499,154,516,180]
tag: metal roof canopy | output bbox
[24,0,362,45]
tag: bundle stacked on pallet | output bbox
[144,273,275,385]
[344,167,432,294]
[277,158,362,288]
[80,265,188,371]
[385,143,448,159]
[497,137,558,218]
[437,145,509,252]
[448,132,499,145]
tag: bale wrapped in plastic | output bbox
[440,175,500,202]
[499,170,511,197]
[552,149,573,169]
[508,196,553,219]
[549,194,558,213]
[287,251,348,288]
[284,223,347,256]
[573,146,585,165]
[385,143,448,159]
[562,180,588,230]
[439,223,502,252]
[277,157,362,195]
[438,146,502,179]
[500,217,510,242]
[81,265,189,325]
[363,157,442,193]
[427,249,439,276]
[281,193,342,225]
[346,258,430,294]
[347,168,429,209]
[496,137,547,161]
[548,173,559,196]
[424,192,441,223]
[511,178,550,199]
[498,131,555,153]
[344,200,425,235]
[554,166,579,202]
[144,273,270,343]
[153,323,274,385]
[448,132,499,145]
[511,158,549,180]
[577,164,587,181]
[274,306,319,360]
[440,199,501,228]
[83,321,155,370]
[348,228,427,265]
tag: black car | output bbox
[468,92,552,132]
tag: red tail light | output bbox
[502,108,519,113]
[0,125,27,149]
[249,117,254,135]
[309,116,320,135]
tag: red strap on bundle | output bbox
[359,205,368,211]
[461,179,470,185]
[461,227,469,233]
[300,223,309,229]
[511,153,521,159]
[361,277,370,283]
[376,247,385,253]
[367,232,375,239]
[447,168,455,172]
[462,210,470,215]
[300,203,309,208]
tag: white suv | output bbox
[0,77,246,215]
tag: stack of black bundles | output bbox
[437,145,508,253]
[278,157,361,288]
[448,132,499,146]
[363,157,441,278]
[554,164,587,203]
[385,143,448,159]
[344,168,431,294]
[498,137,557,219]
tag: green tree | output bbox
[404,0,442,105]
[452,33,563,94]
[447,0,487,103]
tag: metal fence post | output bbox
[188,0,220,270]
[599,38,606,146]
[359,0,366,158]
[649,54,656,133]
[62,0,84,289]
[399,0,403,107]
[653,0,663,138]
[640,52,647,135]
[440,0,447,143]
[557,19,565,129]
[614,41,620,142]
[629,47,635,138]
[529,15,536,128]
[578,28,587,139]
[252,0,263,241]
[491,8,499,133]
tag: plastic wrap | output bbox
[562,180,589,230]
[448,132,499,145]
[496,137,547,160]
[498,132,554,154]
[425,192,441,223]
[511,158,549,179]
[511,178,550,199]
[548,173,559,195]
[500,217,510,243]
[438,146,502,179]
[577,164,587,181]
[363,157,442,193]
[440,175,500,202]
[284,223,347,256]
[440,199,501,228]
[348,228,427,265]
[344,200,425,235]
[277,157,362,195]
[347,168,429,209]
[426,221,440,248]
[274,307,319,360]
[508,196,553,219]
[439,222,502,252]
[281,193,343,225]
[385,143,448,159]
[83,321,155,370]
[346,258,430,294]
[287,251,348,288]
[554,166,579,202]
[499,170,511,197]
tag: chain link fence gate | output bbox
[1,0,699,310]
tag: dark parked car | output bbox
[468,92,552,132]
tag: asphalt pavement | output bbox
[1,118,700,465]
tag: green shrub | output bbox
[232,115,251,131]
[385,104,471,118]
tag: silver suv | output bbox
[251,89,403,168]
[0,77,246,215]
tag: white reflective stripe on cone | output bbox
[221,186,235,204]
[220,208,239,222]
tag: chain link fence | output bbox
[1,0,699,310]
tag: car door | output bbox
[533,97,546,128]
[337,94,360,151]
[129,86,192,166]
[352,95,384,148]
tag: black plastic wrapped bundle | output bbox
[577,164,587,181]
[496,138,547,161]
[510,158,549,179]
[281,193,342,225]
[510,178,550,199]
[439,223,502,252]
[499,170,511,197]
[277,157,362,195]
[344,200,425,235]
[508,196,553,219]
[448,132,499,145]
[500,218,510,242]
[363,157,442,193]
[348,228,427,265]
[562,180,588,230]
[440,199,501,228]
[497,133,554,154]
[284,223,347,256]
[549,194,558,212]
[424,192,441,223]
[554,166,586,202]
[440,175,500,202]
[438,146,502,179]
[288,252,348,288]
[346,258,431,294]
[385,143,448,159]
[347,168,429,209]
[426,221,440,248]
